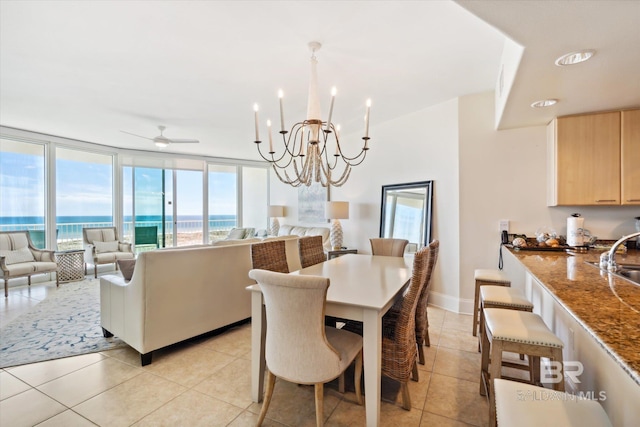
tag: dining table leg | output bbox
[251,291,266,403]
[362,308,382,427]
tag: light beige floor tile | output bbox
[426,305,446,329]
[0,371,31,400]
[198,323,252,357]
[0,388,66,427]
[379,399,423,427]
[37,357,142,407]
[443,311,474,333]
[416,344,438,373]
[425,324,441,347]
[74,372,187,427]
[132,389,242,427]
[141,345,235,387]
[433,347,481,383]
[325,398,366,426]
[100,345,142,367]
[424,373,489,427]
[227,410,287,427]
[420,411,474,426]
[7,352,106,387]
[245,378,342,426]
[35,409,98,426]
[388,370,432,411]
[194,357,253,408]
[438,328,480,353]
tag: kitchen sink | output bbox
[585,261,640,286]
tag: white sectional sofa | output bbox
[277,224,330,250]
[99,236,302,365]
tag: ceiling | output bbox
[1,1,639,160]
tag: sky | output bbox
[0,150,237,219]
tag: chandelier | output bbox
[252,41,372,187]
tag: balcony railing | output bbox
[0,218,237,250]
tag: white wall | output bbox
[270,99,462,309]
[271,91,640,313]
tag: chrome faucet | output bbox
[607,231,640,272]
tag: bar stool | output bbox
[473,269,511,336]
[493,379,612,427]
[478,285,534,352]
[480,308,565,427]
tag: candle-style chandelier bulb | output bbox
[252,42,372,188]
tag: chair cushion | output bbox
[480,286,533,309]
[475,269,510,283]
[0,247,35,265]
[494,379,612,427]
[484,308,564,348]
[93,240,119,253]
[117,259,136,281]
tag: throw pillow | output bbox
[243,228,256,239]
[93,240,119,253]
[0,247,35,265]
[226,228,246,240]
[118,259,136,281]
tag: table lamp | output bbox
[268,205,284,236]
[325,201,349,250]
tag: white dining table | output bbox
[247,253,413,427]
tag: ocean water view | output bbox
[0,215,237,241]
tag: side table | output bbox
[55,250,85,283]
[327,248,358,260]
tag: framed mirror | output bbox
[380,181,434,251]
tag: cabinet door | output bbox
[556,111,620,205]
[621,109,640,205]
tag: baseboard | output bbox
[428,290,469,314]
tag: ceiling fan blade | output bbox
[167,138,200,144]
[120,130,153,141]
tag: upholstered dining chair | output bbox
[82,227,134,278]
[370,238,409,257]
[249,269,363,427]
[299,235,327,269]
[250,239,289,273]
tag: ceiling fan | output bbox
[120,125,200,148]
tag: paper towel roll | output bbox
[567,216,584,246]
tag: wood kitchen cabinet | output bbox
[547,109,639,206]
[622,109,640,205]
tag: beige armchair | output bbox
[0,231,59,297]
[83,227,134,278]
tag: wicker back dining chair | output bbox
[414,240,439,369]
[370,238,409,257]
[250,240,289,273]
[249,269,363,426]
[299,235,327,269]
[380,245,431,410]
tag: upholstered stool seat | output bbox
[473,269,510,336]
[478,285,534,352]
[480,308,565,427]
[494,379,612,427]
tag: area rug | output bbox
[0,278,126,368]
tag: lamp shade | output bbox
[325,201,349,220]
[268,205,284,217]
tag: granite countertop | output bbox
[507,247,640,386]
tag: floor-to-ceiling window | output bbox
[2,129,270,254]
[55,147,114,250]
[208,164,237,242]
[0,138,47,247]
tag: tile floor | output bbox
[1,281,490,426]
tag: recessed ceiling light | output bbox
[555,50,595,66]
[531,99,558,108]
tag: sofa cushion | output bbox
[0,247,35,265]
[94,240,119,253]
[117,259,136,281]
